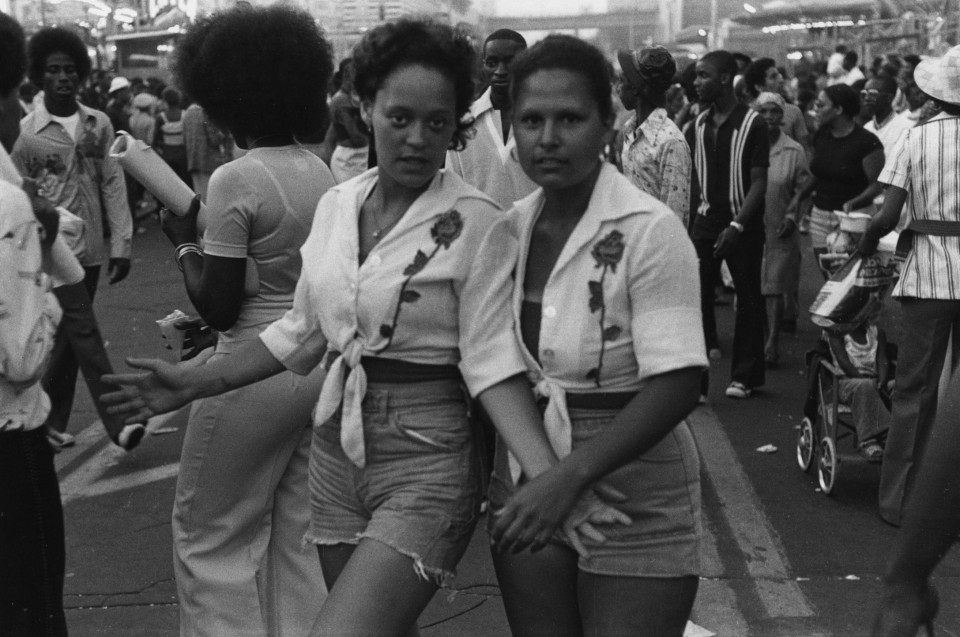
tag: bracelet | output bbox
[174,243,202,272]
[729,220,744,233]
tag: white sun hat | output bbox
[914,45,960,106]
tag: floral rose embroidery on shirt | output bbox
[586,230,624,387]
[377,209,464,352]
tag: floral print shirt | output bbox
[260,168,526,466]
[505,164,706,476]
[12,102,131,266]
[619,107,692,225]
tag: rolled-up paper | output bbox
[110,131,197,216]
[111,131,260,297]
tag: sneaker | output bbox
[117,423,146,451]
[858,440,884,464]
[725,382,752,399]
[46,428,75,449]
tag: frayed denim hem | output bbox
[301,532,454,587]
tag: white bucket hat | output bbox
[914,45,960,106]
[108,76,130,94]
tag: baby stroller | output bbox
[797,336,897,495]
[797,213,901,494]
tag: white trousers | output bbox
[173,354,326,637]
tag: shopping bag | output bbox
[809,252,896,330]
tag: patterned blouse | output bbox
[619,107,692,224]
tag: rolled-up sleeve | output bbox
[879,128,911,189]
[457,214,527,396]
[259,211,328,374]
[659,137,691,224]
[100,119,132,260]
[628,213,707,380]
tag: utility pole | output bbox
[708,0,718,49]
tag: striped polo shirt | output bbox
[880,112,960,300]
[687,102,769,240]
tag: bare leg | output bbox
[491,542,583,637]
[313,540,434,637]
[578,573,698,637]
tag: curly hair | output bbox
[174,4,332,141]
[742,57,776,98]
[0,13,26,96]
[509,35,613,123]
[27,27,91,87]
[351,18,476,151]
[823,83,860,118]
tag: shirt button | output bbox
[543,306,557,318]
[369,255,381,267]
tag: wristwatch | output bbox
[729,220,744,233]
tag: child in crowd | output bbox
[824,297,891,463]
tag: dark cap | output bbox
[617,46,677,93]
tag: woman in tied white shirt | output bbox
[488,36,707,636]
[104,19,618,637]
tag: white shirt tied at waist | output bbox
[507,375,572,484]
[315,338,369,467]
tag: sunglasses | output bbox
[860,89,885,99]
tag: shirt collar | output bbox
[871,110,896,130]
[331,166,497,232]
[30,100,95,134]
[638,107,668,140]
[469,87,495,120]
[514,162,656,224]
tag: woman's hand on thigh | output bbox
[562,489,632,558]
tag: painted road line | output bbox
[59,413,179,506]
[689,406,818,620]
[691,506,750,635]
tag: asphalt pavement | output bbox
[55,216,960,636]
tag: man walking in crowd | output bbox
[445,28,536,209]
[862,74,914,154]
[12,27,134,448]
[105,75,131,135]
[614,45,691,224]
[687,50,769,400]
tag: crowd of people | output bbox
[2,4,959,637]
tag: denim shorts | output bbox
[488,408,702,578]
[305,379,482,585]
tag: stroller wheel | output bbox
[797,417,815,472]
[818,437,838,495]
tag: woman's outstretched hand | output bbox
[490,466,630,557]
[101,358,198,424]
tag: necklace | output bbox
[371,205,401,239]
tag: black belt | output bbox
[909,219,960,236]
[538,391,638,410]
[325,352,461,384]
